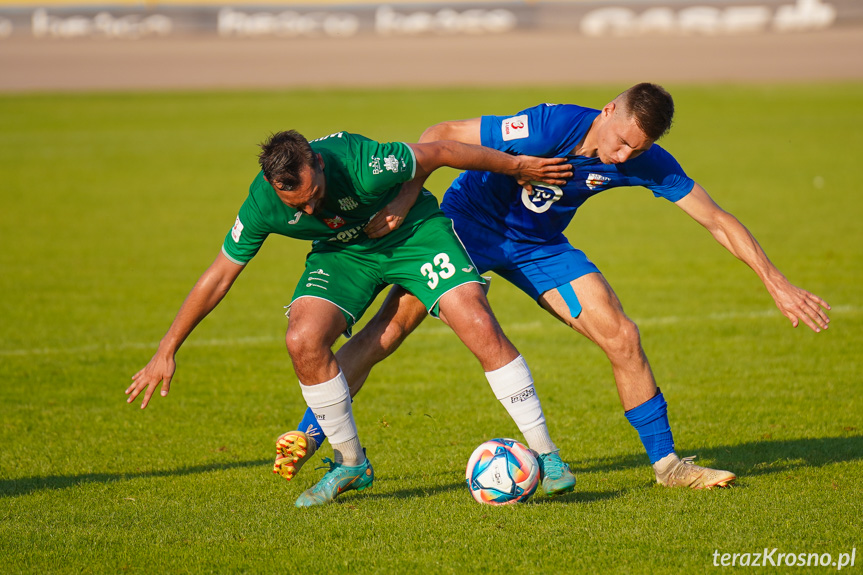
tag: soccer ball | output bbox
[465,438,539,505]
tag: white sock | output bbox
[522,426,558,456]
[331,436,363,466]
[299,371,365,466]
[485,355,558,455]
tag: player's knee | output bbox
[457,308,501,338]
[285,325,327,361]
[284,329,303,358]
[602,318,644,363]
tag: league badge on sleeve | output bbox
[383,154,402,173]
[502,115,529,141]
[231,216,244,242]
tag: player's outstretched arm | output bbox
[367,126,572,238]
[675,183,831,332]
[409,140,572,191]
[126,252,245,409]
[365,120,485,238]
[419,118,482,146]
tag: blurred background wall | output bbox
[1,0,861,91]
[1,0,860,39]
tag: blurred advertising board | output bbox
[0,0,859,39]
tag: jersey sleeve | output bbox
[627,145,695,202]
[351,138,417,200]
[221,192,269,265]
[479,104,577,157]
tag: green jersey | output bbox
[222,131,441,265]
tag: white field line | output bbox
[1,305,857,357]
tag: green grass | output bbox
[1,84,862,573]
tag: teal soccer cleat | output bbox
[537,451,576,496]
[295,456,374,508]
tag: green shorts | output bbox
[289,214,484,335]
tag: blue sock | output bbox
[297,407,326,449]
[624,390,675,464]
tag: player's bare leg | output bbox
[539,272,656,411]
[540,272,735,488]
[438,282,576,495]
[292,278,490,460]
[283,297,345,385]
[436,282,517,371]
[279,297,374,505]
[277,297,343,481]
[278,287,427,483]
[336,286,428,397]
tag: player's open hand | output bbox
[772,282,831,332]
[513,156,572,192]
[365,211,403,238]
[365,181,419,238]
[126,352,175,409]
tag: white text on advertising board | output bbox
[580,0,836,36]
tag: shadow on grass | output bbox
[347,479,626,506]
[361,479,464,502]
[0,458,272,498]
[571,434,863,478]
[528,488,628,505]
[3,435,860,499]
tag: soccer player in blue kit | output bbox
[278,83,831,490]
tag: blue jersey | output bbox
[441,103,694,244]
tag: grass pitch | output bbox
[1,84,862,573]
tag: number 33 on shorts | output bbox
[421,253,456,289]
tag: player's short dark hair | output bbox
[258,130,316,190]
[618,83,675,141]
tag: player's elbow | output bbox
[706,210,741,243]
[419,122,457,144]
[414,140,459,175]
[197,270,236,303]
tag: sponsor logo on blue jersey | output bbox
[585,173,612,191]
[522,184,563,213]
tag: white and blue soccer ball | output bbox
[465,438,539,505]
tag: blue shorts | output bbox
[449,214,600,303]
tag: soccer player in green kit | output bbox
[126,129,575,507]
